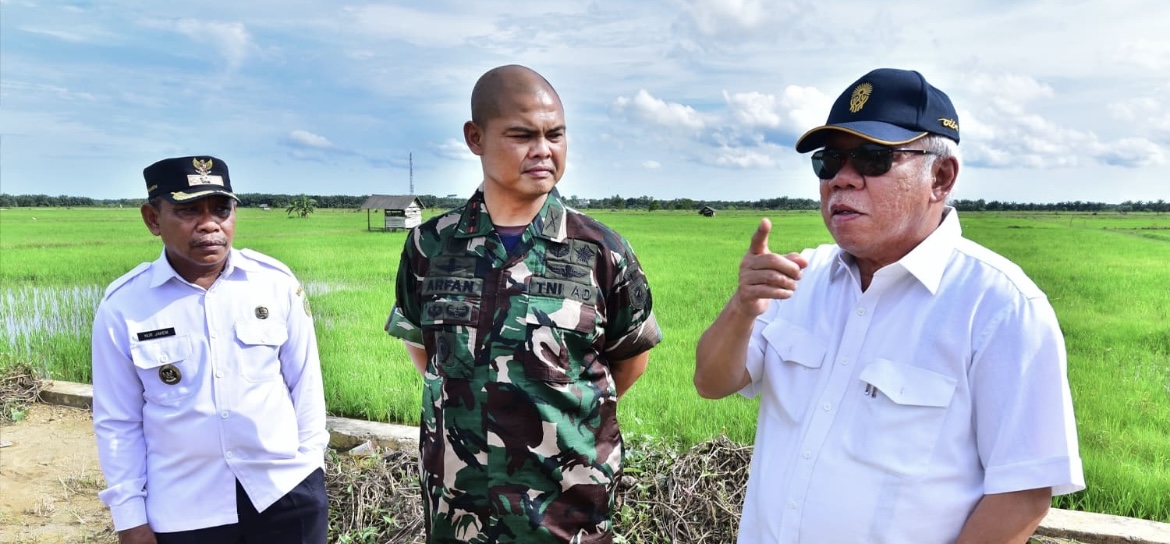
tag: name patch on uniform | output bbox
[422,276,484,296]
[528,277,595,303]
[137,327,176,341]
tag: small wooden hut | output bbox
[699,206,716,217]
[360,195,425,231]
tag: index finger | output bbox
[749,218,772,255]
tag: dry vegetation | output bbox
[0,366,1090,544]
[0,362,41,424]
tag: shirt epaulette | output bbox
[239,248,295,278]
[102,262,152,300]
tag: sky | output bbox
[2,0,1169,204]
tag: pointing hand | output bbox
[734,218,808,317]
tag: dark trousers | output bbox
[155,468,328,544]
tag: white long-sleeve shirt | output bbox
[92,248,328,533]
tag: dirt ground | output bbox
[0,404,115,544]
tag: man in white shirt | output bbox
[694,69,1084,543]
[92,156,329,544]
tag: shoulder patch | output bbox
[103,262,152,300]
[239,248,295,278]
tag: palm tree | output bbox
[286,195,317,218]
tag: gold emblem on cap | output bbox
[193,158,214,176]
[939,118,959,130]
[255,306,269,319]
[159,364,182,385]
[849,83,873,113]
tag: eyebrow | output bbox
[503,124,566,133]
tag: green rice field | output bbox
[1,206,1168,522]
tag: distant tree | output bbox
[647,200,661,212]
[286,195,317,218]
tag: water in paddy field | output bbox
[0,284,103,356]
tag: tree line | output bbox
[1,192,1165,213]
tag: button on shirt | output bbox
[92,248,328,533]
[737,209,1084,543]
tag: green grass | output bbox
[2,206,1169,522]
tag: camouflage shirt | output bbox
[386,188,661,543]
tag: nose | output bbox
[823,158,865,190]
[530,135,552,158]
[195,206,223,233]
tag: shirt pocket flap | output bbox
[859,359,957,407]
[130,335,192,370]
[761,322,825,369]
[235,321,289,346]
[525,295,596,334]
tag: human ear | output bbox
[464,121,485,156]
[930,156,959,203]
[140,203,162,236]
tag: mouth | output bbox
[524,165,555,178]
[829,203,863,217]
[193,239,227,249]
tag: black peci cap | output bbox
[143,156,239,203]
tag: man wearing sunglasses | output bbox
[695,68,1083,543]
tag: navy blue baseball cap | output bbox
[795,68,960,153]
[143,155,239,203]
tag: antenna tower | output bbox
[409,152,414,195]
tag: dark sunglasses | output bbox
[811,144,934,179]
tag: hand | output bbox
[118,524,157,544]
[733,218,808,318]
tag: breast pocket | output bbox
[845,359,958,476]
[421,299,480,380]
[235,320,288,382]
[761,322,826,423]
[131,335,197,405]
[524,295,599,383]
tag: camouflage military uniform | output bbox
[386,188,661,543]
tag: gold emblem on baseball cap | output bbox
[849,82,873,113]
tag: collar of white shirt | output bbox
[828,206,961,295]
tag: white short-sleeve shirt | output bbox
[92,248,328,533]
[737,209,1084,543]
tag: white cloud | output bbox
[957,71,1168,170]
[341,5,496,48]
[779,85,833,134]
[678,0,805,45]
[642,160,662,169]
[173,19,254,70]
[711,146,778,169]
[435,138,477,161]
[723,90,781,129]
[613,89,706,130]
[287,130,335,150]
[1094,137,1166,167]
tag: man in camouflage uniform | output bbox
[385,65,662,543]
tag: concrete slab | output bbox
[1038,508,1170,544]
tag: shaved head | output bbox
[470,65,562,127]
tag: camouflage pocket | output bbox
[427,328,475,379]
[421,298,480,380]
[524,295,599,383]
